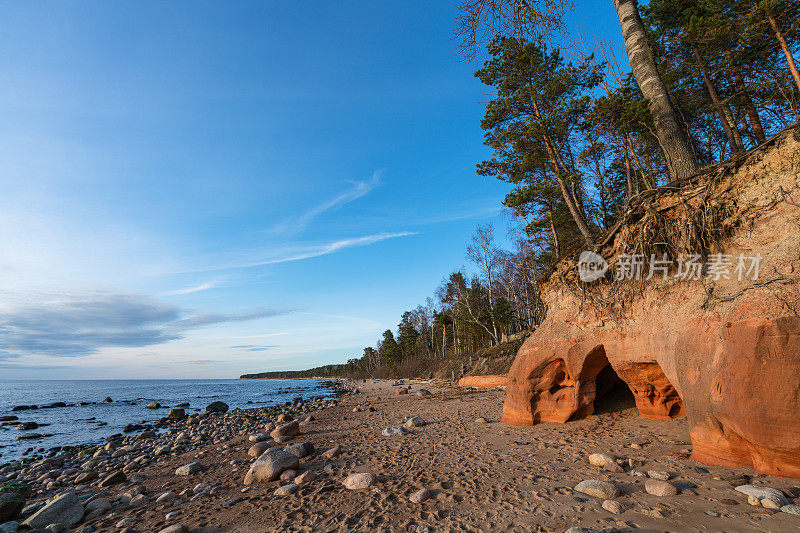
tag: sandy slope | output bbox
[72,379,800,532]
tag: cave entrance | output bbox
[568,346,636,420]
[592,363,637,415]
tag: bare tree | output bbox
[467,223,501,344]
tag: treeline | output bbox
[289,224,545,379]
[258,0,799,380]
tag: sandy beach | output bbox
[2,379,800,532]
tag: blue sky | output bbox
[0,1,623,378]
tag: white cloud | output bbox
[269,172,381,235]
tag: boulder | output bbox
[0,493,24,522]
[145,402,161,409]
[501,129,800,477]
[167,409,185,420]
[23,491,83,529]
[205,401,229,414]
[243,450,299,484]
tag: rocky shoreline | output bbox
[1,379,799,532]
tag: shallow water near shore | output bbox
[0,378,333,463]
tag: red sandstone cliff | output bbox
[502,126,800,477]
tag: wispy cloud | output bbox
[162,282,218,296]
[270,172,381,235]
[0,292,291,359]
[180,231,416,274]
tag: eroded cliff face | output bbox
[502,127,800,477]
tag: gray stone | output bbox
[343,473,375,490]
[248,441,274,457]
[204,401,229,414]
[84,498,110,514]
[602,499,626,514]
[157,526,189,533]
[381,427,408,437]
[574,480,619,499]
[98,470,126,488]
[647,470,671,480]
[410,488,431,503]
[274,483,298,496]
[284,442,314,458]
[175,462,202,476]
[588,453,616,467]
[244,449,299,484]
[781,504,800,515]
[734,485,789,506]
[644,479,678,497]
[0,521,19,533]
[0,494,24,523]
[23,492,83,530]
[321,445,341,459]
[270,421,299,439]
[403,416,426,428]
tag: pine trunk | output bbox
[529,98,594,244]
[768,12,800,92]
[613,0,698,180]
[693,46,741,154]
[725,50,767,144]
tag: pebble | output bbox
[782,504,800,515]
[647,470,671,480]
